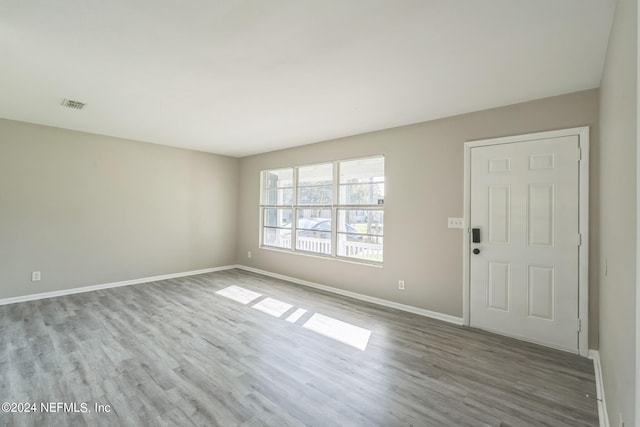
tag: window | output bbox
[336,157,385,261]
[260,156,384,263]
[262,168,293,249]
[296,163,333,254]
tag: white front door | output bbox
[469,135,580,352]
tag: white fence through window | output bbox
[279,236,382,261]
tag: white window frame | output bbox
[260,168,294,251]
[259,155,384,265]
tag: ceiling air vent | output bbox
[61,99,86,110]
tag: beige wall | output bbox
[598,0,637,424]
[0,118,239,299]
[237,89,600,346]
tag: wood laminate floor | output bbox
[0,269,598,426]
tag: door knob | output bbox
[473,248,480,255]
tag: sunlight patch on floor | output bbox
[215,286,262,305]
[252,297,293,317]
[303,313,371,351]
[285,308,307,323]
[216,286,372,351]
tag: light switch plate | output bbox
[448,218,464,229]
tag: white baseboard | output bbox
[0,265,237,306]
[589,350,610,427]
[236,265,464,326]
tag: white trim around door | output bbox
[462,127,590,356]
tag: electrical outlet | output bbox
[448,217,464,229]
[248,251,252,259]
[398,280,405,290]
[31,271,41,282]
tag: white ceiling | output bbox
[0,1,615,157]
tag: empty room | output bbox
[0,0,638,426]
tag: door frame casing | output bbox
[462,127,590,356]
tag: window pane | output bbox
[296,209,332,230]
[263,188,293,205]
[263,227,292,249]
[339,157,384,184]
[338,210,384,236]
[338,183,384,205]
[337,234,383,262]
[263,208,292,227]
[264,169,293,189]
[298,163,333,205]
[295,209,331,254]
[298,163,332,187]
[296,233,331,254]
[298,185,332,205]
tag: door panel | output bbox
[488,186,510,244]
[488,262,510,311]
[528,184,555,246]
[469,135,579,352]
[527,265,555,320]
